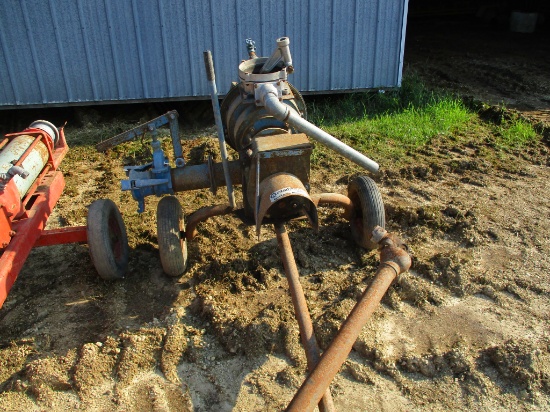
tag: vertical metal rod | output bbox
[254,155,261,238]
[167,111,185,167]
[274,223,335,412]
[203,50,236,209]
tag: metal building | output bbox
[0,0,409,108]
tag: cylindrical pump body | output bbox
[0,121,58,218]
[220,56,307,152]
[0,135,49,198]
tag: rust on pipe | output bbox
[171,160,242,193]
[185,203,234,241]
[311,193,353,221]
[274,222,335,412]
[286,227,411,412]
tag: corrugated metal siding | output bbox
[0,0,408,108]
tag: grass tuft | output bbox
[307,75,474,161]
[497,119,538,148]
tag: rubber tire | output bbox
[347,175,385,250]
[87,199,129,280]
[157,196,188,277]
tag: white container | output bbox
[509,11,539,33]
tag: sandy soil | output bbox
[1,16,549,411]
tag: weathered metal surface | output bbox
[0,0,408,108]
[244,134,312,214]
[274,222,335,412]
[203,50,236,208]
[34,226,88,247]
[220,81,307,152]
[171,160,242,193]
[0,126,60,222]
[256,172,317,237]
[95,111,179,153]
[310,193,354,220]
[287,227,411,411]
[253,133,311,155]
[185,203,234,241]
[257,83,379,173]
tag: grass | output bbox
[307,75,474,162]
[497,119,538,148]
[307,75,541,166]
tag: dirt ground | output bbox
[1,16,549,411]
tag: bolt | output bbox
[254,84,258,88]
[9,230,16,237]
[2,242,8,248]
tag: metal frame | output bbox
[0,128,88,308]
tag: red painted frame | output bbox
[0,127,88,309]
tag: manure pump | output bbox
[96,37,410,412]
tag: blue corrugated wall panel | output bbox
[0,0,408,108]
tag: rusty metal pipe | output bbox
[185,203,234,240]
[311,193,354,221]
[286,228,411,412]
[274,223,335,412]
[171,160,241,192]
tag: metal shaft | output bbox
[203,50,236,208]
[286,231,411,411]
[170,160,241,193]
[274,223,335,412]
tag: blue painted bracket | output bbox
[97,110,186,213]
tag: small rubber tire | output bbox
[87,199,129,280]
[347,175,385,250]
[157,196,188,277]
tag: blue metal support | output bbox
[96,110,185,213]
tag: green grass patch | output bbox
[496,119,538,148]
[307,75,474,161]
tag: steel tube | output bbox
[204,50,236,209]
[287,230,411,411]
[171,160,241,193]
[274,223,335,412]
[167,111,185,167]
[259,84,379,174]
[311,193,354,221]
[287,113,379,174]
[185,203,234,241]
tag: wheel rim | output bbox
[108,213,124,263]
